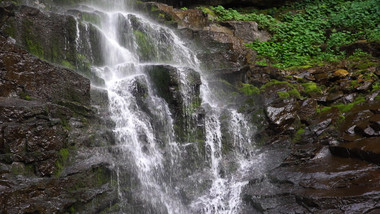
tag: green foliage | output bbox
[366,26,380,42]
[372,81,380,92]
[181,7,188,11]
[240,83,260,95]
[210,0,380,69]
[211,5,277,30]
[196,6,216,19]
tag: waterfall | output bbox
[73,1,266,213]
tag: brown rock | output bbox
[333,69,349,78]
[298,99,317,123]
[330,137,380,165]
[222,21,271,43]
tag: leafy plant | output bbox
[211,0,380,69]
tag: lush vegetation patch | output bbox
[210,0,380,69]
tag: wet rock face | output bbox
[192,27,252,71]
[138,2,266,73]
[0,36,90,105]
[0,34,117,213]
[244,153,380,213]
[1,4,78,65]
[329,100,380,165]
[144,65,204,142]
[1,3,106,83]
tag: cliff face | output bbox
[0,3,118,213]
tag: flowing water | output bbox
[72,0,266,213]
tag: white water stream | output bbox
[73,1,266,213]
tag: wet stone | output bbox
[357,81,373,91]
[326,91,343,102]
[343,93,356,103]
[298,99,317,123]
[330,137,380,165]
[265,101,298,128]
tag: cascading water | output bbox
[72,0,266,213]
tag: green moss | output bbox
[99,203,120,214]
[337,114,346,124]
[293,128,305,143]
[95,167,109,186]
[302,82,322,95]
[60,117,70,130]
[289,88,301,98]
[133,30,156,61]
[54,148,73,177]
[186,98,201,115]
[317,96,366,114]
[317,106,332,114]
[277,88,301,99]
[10,163,24,175]
[81,12,101,25]
[61,60,75,70]
[251,108,265,124]
[25,37,44,59]
[277,91,290,99]
[55,161,64,177]
[59,148,69,162]
[240,84,260,96]
[3,23,16,38]
[260,79,291,90]
[19,91,32,100]
[333,96,365,112]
